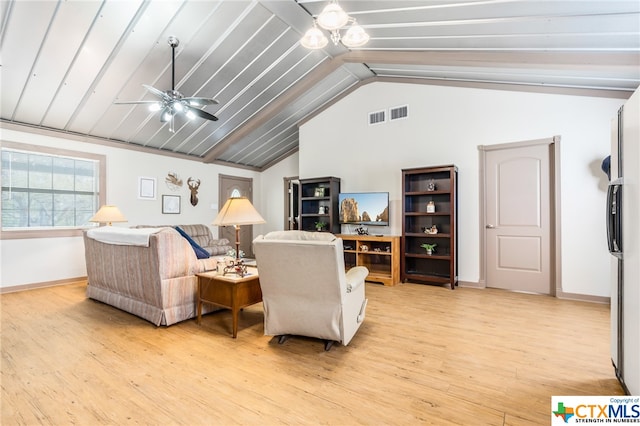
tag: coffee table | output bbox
[195,268,262,338]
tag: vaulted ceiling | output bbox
[1,0,639,170]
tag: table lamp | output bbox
[89,205,128,226]
[212,197,265,276]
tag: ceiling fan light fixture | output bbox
[342,22,369,48]
[148,103,162,112]
[172,101,184,112]
[301,24,328,49]
[185,109,196,120]
[162,110,172,122]
[317,1,349,31]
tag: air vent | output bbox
[368,110,385,125]
[390,105,408,121]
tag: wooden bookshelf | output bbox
[401,165,458,289]
[298,177,340,234]
[337,234,400,286]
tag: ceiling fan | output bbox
[115,36,219,132]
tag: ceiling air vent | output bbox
[390,105,408,121]
[368,110,386,125]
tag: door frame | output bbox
[478,136,562,296]
[283,176,299,230]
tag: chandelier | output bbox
[300,0,369,49]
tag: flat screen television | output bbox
[338,192,389,226]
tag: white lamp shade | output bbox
[89,205,127,224]
[301,26,328,49]
[212,197,266,226]
[317,2,349,31]
[342,23,369,48]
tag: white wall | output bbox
[2,81,629,297]
[257,152,299,236]
[0,128,261,288]
[298,82,626,297]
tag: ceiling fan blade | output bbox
[186,105,218,121]
[183,97,219,106]
[143,84,170,101]
[113,100,160,105]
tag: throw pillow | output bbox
[175,226,210,259]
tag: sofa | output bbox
[84,226,222,326]
[134,224,232,256]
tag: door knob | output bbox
[486,224,495,229]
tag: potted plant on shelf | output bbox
[314,221,326,232]
[420,243,437,255]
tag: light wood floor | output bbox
[1,281,623,425]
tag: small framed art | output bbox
[162,195,181,214]
[138,177,157,200]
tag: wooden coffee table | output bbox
[195,268,262,338]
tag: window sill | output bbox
[0,227,92,240]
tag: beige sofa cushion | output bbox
[134,224,232,256]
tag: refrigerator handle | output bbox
[607,178,623,258]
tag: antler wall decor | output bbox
[187,178,201,206]
[165,172,183,191]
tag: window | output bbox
[1,142,106,239]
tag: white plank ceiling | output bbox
[1,0,639,170]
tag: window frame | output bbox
[1,141,106,240]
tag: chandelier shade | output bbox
[301,24,329,49]
[342,22,370,48]
[317,2,349,31]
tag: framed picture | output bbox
[138,177,157,200]
[314,187,325,197]
[162,195,181,214]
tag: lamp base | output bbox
[222,258,248,277]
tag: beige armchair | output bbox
[253,231,368,350]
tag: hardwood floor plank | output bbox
[1,281,623,425]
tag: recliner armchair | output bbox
[253,231,368,350]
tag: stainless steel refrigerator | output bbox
[608,87,639,395]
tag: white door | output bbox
[484,141,553,294]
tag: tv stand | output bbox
[337,234,400,286]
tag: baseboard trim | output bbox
[458,280,484,288]
[1,277,610,305]
[458,281,609,304]
[555,290,610,304]
[0,276,87,294]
